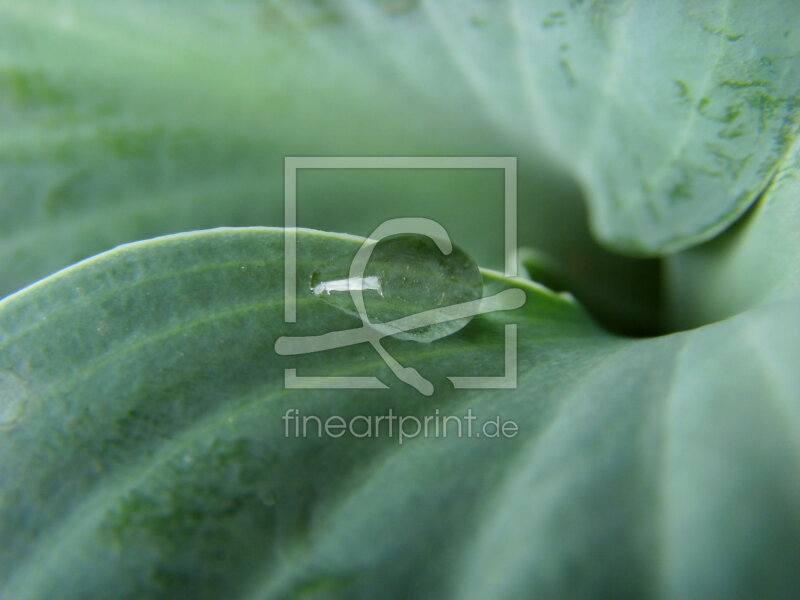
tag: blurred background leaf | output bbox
[23,0,800,332]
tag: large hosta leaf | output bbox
[4,0,798,302]
[1,226,798,599]
[502,0,800,253]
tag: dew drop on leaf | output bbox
[310,234,483,342]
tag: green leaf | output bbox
[2,2,799,598]
[0,0,796,293]
[666,134,800,328]
[502,0,800,254]
[2,227,799,599]
[0,0,518,295]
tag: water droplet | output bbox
[0,370,28,427]
[310,234,483,343]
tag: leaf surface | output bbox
[3,0,796,298]
[1,227,798,599]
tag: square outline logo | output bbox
[281,156,519,392]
